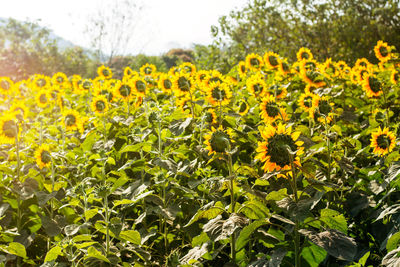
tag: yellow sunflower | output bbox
[354,58,371,69]
[260,95,287,124]
[78,79,93,94]
[172,73,193,97]
[246,73,268,98]
[0,77,14,96]
[97,65,113,79]
[71,75,82,94]
[35,144,52,169]
[0,112,20,144]
[32,74,51,91]
[296,47,313,62]
[277,58,291,76]
[10,101,28,120]
[362,75,383,98]
[158,74,173,94]
[321,58,339,79]
[140,63,156,77]
[205,81,232,106]
[131,76,148,97]
[62,109,83,133]
[195,70,209,85]
[298,92,318,112]
[263,51,280,69]
[237,100,250,116]
[36,90,51,109]
[205,109,218,125]
[300,68,326,88]
[390,69,400,85]
[203,70,224,88]
[370,127,396,156]
[51,72,69,88]
[204,126,234,156]
[91,95,109,115]
[255,123,304,176]
[245,53,264,72]
[374,40,392,63]
[179,62,197,76]
[310,96,334,123]
[114,80,134,101]
[123,66,136,78]
[238,61,247,78]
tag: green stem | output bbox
[324,116,331,181]
[382,86,390,126]
[288,149,300,267]
[227,152,236,263]
[187,84,195,119]
[15,129,22,267]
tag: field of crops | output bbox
[0,41,399,266]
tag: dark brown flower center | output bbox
[65,114,76,127]
[267,134,297,167]
[377,134,390,150]
[41,150,51,164]
[119,84,131,97]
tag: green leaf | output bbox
[72,234,92,243]
[44,245,63,262]
[301,243,327,267]
[238,200,269,220]
[358,251,370,266]
[184,202,225,227]
[387,232,400,252]
[7,242,26,258]
[86,246,110,263]
[75,242,97,249]
[41,216,61,237]
[320,208,347,234]
[85,208,99,221]
[236,219,268,251]
[81,132,97,151]
[120,230,141,245]
[266,188,288,201]
[106,157,116,165]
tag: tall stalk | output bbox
[227,148,236,263]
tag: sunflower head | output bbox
[246,73,268,98]
[97,65,113,79]
[36,90,50,109]
[0,113,19,144]
[115,80,134,101]
[260,95,287,123]
[374,40,391,62]
[132,77,147,97]
[296,47,313,62]
[204,126,234,156]
[310,96,334,123]
[263,51,280,69]
[237,100,250,116]
[35,144,52,169]
[158,74,173,93]
[245,53,264,72]
[298,92,317,112]
[255,123,304,176]
[204,109,218,124]
[278,58,291,76]
[370,127,396,156]
[172,73,193,96]
[91,95,109,115]
[238,61,247,78]
[179,62,197,76]
[391,69,400,85]
[62,109,83,133]
[52,72,68,87]
[206,81,232,106]
[0,77,14,96]
[140,63,156,76]
[362,75,383,98]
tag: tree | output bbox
[197,0,400,72]
[84,0,146,65]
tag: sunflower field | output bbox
[0,40,400,267]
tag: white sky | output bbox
[0,0,247,55]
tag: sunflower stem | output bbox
[324,116,332,181]
[227,151,236,264]
[15,126,22,267]
[382,85,390,126]
[102,115,111,256]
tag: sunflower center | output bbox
[211,86,226,101]
[163,79,172,90]
[178,76,190,91]
[239,102,248,113]
[144,67,152,75]
[305,62,316,70]
[210,131,230,153]
[369,76,382,93]
[253,83,263,95]
[209,77,223,84]
[36,78,46,88]
[281,62,290,72]
[394,72,400,83]
[56,76,64,84]
[102,68,110,77]
[269,55,279,67]
[2,120,17,138]
[319,100,332,115]
[377,134,390,150]
[240,65,246,73]
[65,114,76,127]
[95,100,106,112]
[250,58,260,67]
[40,150,51,164]
[301,52,310,60]
[205,112,214,123]
[135,80,146,93]
[119,84,131,97]
[0,80,10,90]
[39,94,47,104]
[265,102,280,117]
[82,80,92,90]
[184,66,193,73]
[379,46,389,57]
[303,96,313,108]
[267,134,297,168]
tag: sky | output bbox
[0,0,247,55]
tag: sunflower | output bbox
[62,109,83,133]
[91,95,109,115]
[237,99,250,116]
[304,84,318,94]
[362,75,383,98]
[245,53,264,72]
[263,51,280,69]
[203,70,224,88]
[205,81,232,106]
[10,101,28,120]
[78,79,93,94]
[140,63,156,77]
[71,75,82,94]
[123,66,134,78]
[246,73,268,98]
[390,69,400,85]
[36,90,51,109]
[370,127,396,156]
[255,123,304,175]
[115,80,134,101]
[269,85,287,99]
[51,72,69,88]
[0,77,14,96]
[299,58,319,72]
[296,47,313,62]
[277,58,291,76]
[260,95,287,124]
[310,96,334,123]
[300,69,326,87]
[298,92,318,112]
[204,126,234,156]
[158,74,173,93]
[131,76,148,97]
[354,58,371,69]
[195,70,209,85]
[0,112,19,144]
[238,61,247,78]
[172,73,193,97]
[35,144,52,169]
[179,62,197,76]
[205,109,218,124]
[374,40,391,62]
[32,74,51,91]
[97,65,113,79]
[321,58,339,79]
